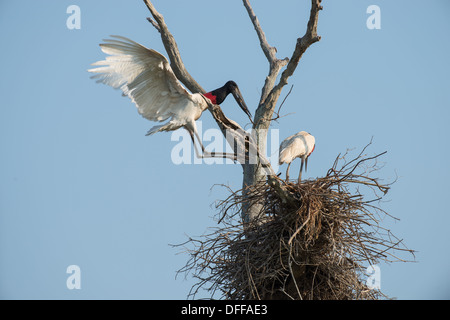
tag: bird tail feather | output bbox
[146,121,182,136]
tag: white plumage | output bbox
[88,35,247,161]
[279,131,315,183]
[88,35,207,137]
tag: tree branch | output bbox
[143,1,281,180]
[143,0,252,134]
[143,0,203,94]
[142,0,323,225]
[278,0,322,88]
[146,17,161,33]
[241,0,323,224]
[242,0,277,64]
[253,0,323,131]
[242,0,289,106]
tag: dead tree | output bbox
[241,0,322,223]
[143,0,322,225]
[141,1,414,300]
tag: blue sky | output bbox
[1,0,449,299]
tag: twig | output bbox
[270,85,294,123]
[146,17,160,33]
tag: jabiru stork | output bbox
[88,35,252,160]
[279,131,315,183]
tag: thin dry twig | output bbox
[270,85,295,123]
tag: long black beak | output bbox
[231,87,253,124]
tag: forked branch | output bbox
[242,0,289,105]
[241,0,323,224]
[143,0,264,170]
[243,0,323,130]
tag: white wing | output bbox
[279,133,295,153]
[88,35,193,123]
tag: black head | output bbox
[224,80,238,93]
[212,81,253,123]
[211,81,237,104]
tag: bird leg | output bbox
[298,157,304,184]
[189,130,239,162]
[286,162,291,181]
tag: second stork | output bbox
[279,131,316,184]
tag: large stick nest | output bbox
[176,144,415,300]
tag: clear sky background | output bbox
[1,0,449,299]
